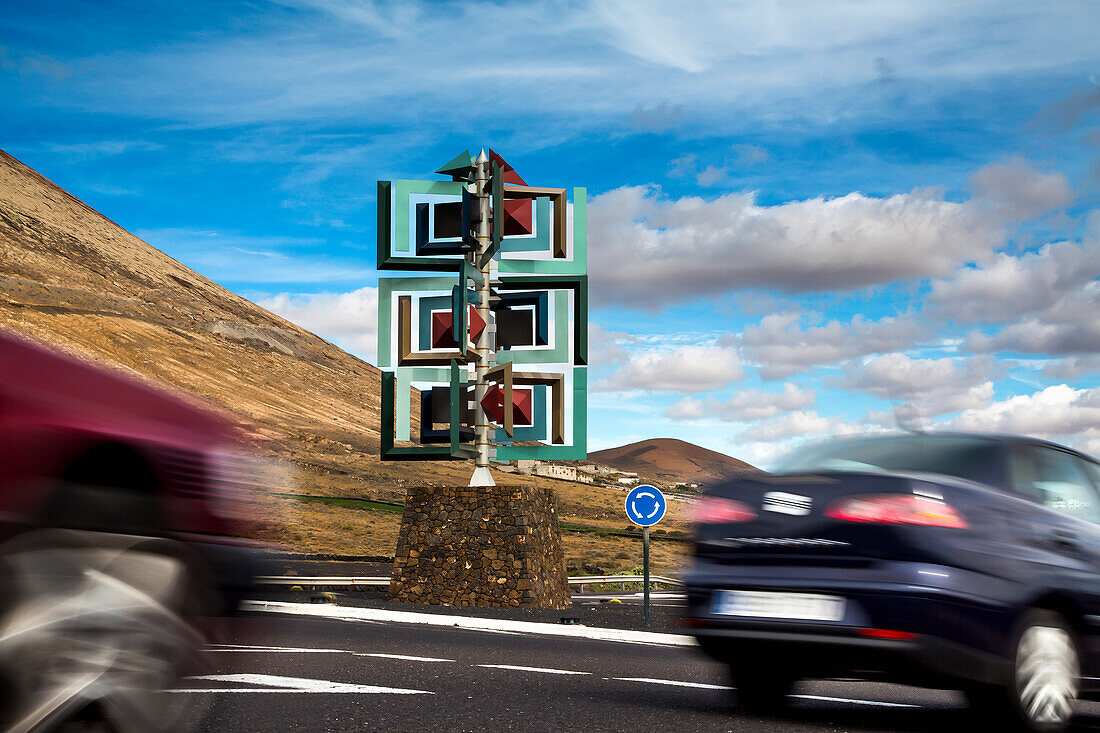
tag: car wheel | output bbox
[0,530,213,732]
[731,664,795,711]
[966,609,1079,732]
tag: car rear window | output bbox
[773,435,999,484]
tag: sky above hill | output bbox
[3,0,1099,466]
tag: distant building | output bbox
[513,459,593,484]
[536,463,592,484]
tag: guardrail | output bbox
[255,574,684,593]
[256,576,390,587]
[566,575,683,594]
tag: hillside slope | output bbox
[589,438,758,486]
[0,148,698,571]
[0,147,490,500]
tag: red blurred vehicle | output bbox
[0,328,270,730]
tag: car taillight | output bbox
[693,496,756,524]
[824,494,968,528]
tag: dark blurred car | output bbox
[684,431,1100,732]
[0,329,272,730]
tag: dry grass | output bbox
[0,148,695,579]
[253,466,692,575]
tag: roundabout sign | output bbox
[623,484,666,627]
[625,484,666,527]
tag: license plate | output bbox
[711,590,845,621]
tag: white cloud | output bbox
[943,385,1100,458]
[845,353,995,424]
[731,143,769,166]
[666,383,815,421]
[588,322,634,368]
[1043,356,1100,380]
[736,440,800,471]
[968,157,1074,222]
[739,312,927,379]
[588,185,1002,308]
[40,139,164,160]
[736,410,862,442]
[596,345,743,392]
[259,286,378,362]
[631,101,688,131]
[16,3,1098,140]
[695,165,728,188]
[929,238,1100,323]
[136,227,374,284]
[966,282,1100,355]
[927,218,1100,356]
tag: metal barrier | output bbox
[255,576,390,588]
[566,575,683,594]
[255,574,684,594]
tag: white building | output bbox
[513,460,593,484]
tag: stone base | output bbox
[389,484,570,609]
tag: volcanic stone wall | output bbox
[389,484,570,609]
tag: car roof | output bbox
[805,430,1099,464]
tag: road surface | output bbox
[168,606,1100,732]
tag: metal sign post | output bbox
[624,484,666,628]
[642,525,651,627]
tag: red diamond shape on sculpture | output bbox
[480,386,534,427]
[481,386,506,424]
[488,149,527,186]
[512,388,533,425]
[468,305,486,342]
[430,311,456,349]
[432,307,485,349]
[488,149,532,237]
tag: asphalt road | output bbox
[168,608,1100,733]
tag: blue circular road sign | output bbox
[625,484,667,527]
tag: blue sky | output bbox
[3,0,1100,466]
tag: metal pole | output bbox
[469,150,494,487]
[643,526,651,628]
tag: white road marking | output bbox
[242,600,696,647]
[791,694,919,708]
[206,645,346,653]
[172,674,431,695]
[206,645,454,662]
[614,677,732,690]
[479,664,592,676]
[357,653,454,663]
[631,593,686,599]
[613,678,922,708]
[173,689,340,693]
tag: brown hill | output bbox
[0,149,504,522]
[0,148,696,571]
[589,438,758,487]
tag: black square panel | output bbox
[497,309,535,348]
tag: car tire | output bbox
[966,609,1079,732]
[0,530,214,732]
[731,664,795,711]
